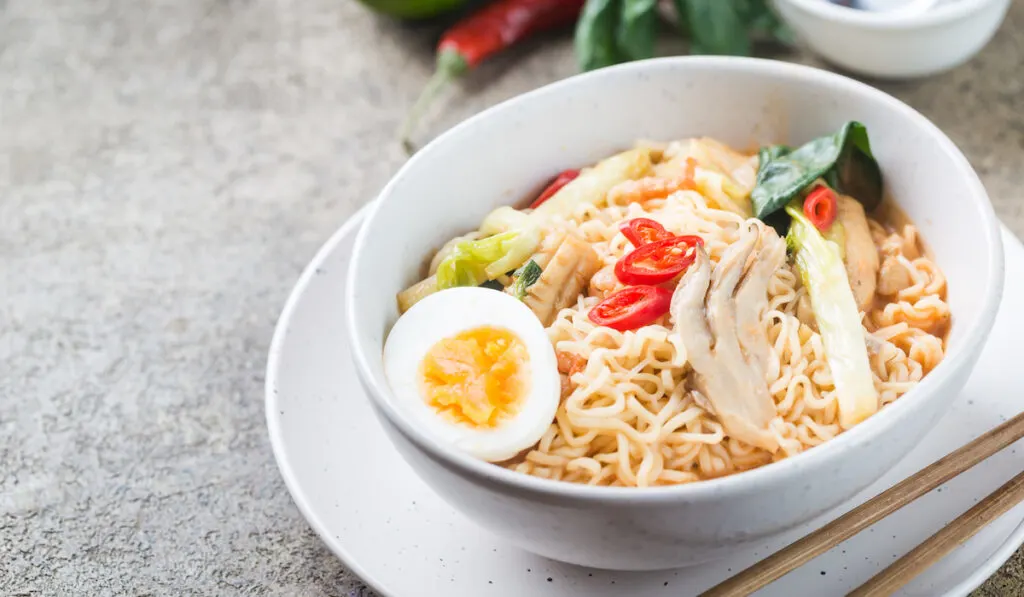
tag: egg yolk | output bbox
[419,326,530,428]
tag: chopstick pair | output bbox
[701,411,1024,597]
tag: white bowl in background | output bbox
[346,57,1003,570]
[773,0,1011,78]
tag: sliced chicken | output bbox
[655,138,757,195]
[670,223,780,452]
[653,138,757,217]
[877,254,914,297]
[836,194,879,312]
[557,351,587,399]
[524,235,601,326]
[588,263,618,300]
[694,137,759,195]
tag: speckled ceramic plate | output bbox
[267,204,1024,597]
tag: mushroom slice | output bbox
[735,226,788,377]
[670,223,781,451]
[877,254,914,297]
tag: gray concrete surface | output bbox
[1,0,1021,595]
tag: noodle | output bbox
[508,183,948,487]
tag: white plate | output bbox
[267,204,1024,597]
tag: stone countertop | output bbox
[1,0,1021,595]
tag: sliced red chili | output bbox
[619,217,672,247]
[615,235,704,285]
[804,185,838,232]
[529,169,581,209]
[588,286,673,331]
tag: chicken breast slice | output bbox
[836,194,879,312]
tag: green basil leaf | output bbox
[511,260,543,300]
[617,0,659,62]
[757,144,794,234]
[762,207,793,237]
[576,0,624,71]
[671,0,690,33]
[751,121,883,219]
[667,0,791,58]
[773,21,797,46]
[833,123,883,210]
[759,144,792,165]
[676,0,749,56]
[732,0,760,25]
[739,0,795,44]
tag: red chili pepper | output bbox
[619,218,673,247]
[588,286,674,331]
[399,0,586,151]
[530,169,580,209]
[615,235,704,285]
[804,185,838,232]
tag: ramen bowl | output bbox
[346,57,1003,570]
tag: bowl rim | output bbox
[347,56,1004,504]
[777,0,1003,30]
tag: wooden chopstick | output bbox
[700,411,1024,597]
[849,469,1024,597]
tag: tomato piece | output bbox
[614,235,704,285]
[529,169,581,209]
[587,286,673,331]
[619,217,672,247]
[803,185,838,232]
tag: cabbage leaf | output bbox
[786,204,878,428]
[435,228,541,291]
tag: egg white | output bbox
[383,287,560,462]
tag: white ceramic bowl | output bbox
[346,57,1003,571]
[773,0,1011,78]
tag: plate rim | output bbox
[265,204,1024,597]
[265,202,393,596]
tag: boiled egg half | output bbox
[383,287,560,462]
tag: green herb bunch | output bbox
[576,0,795,71]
